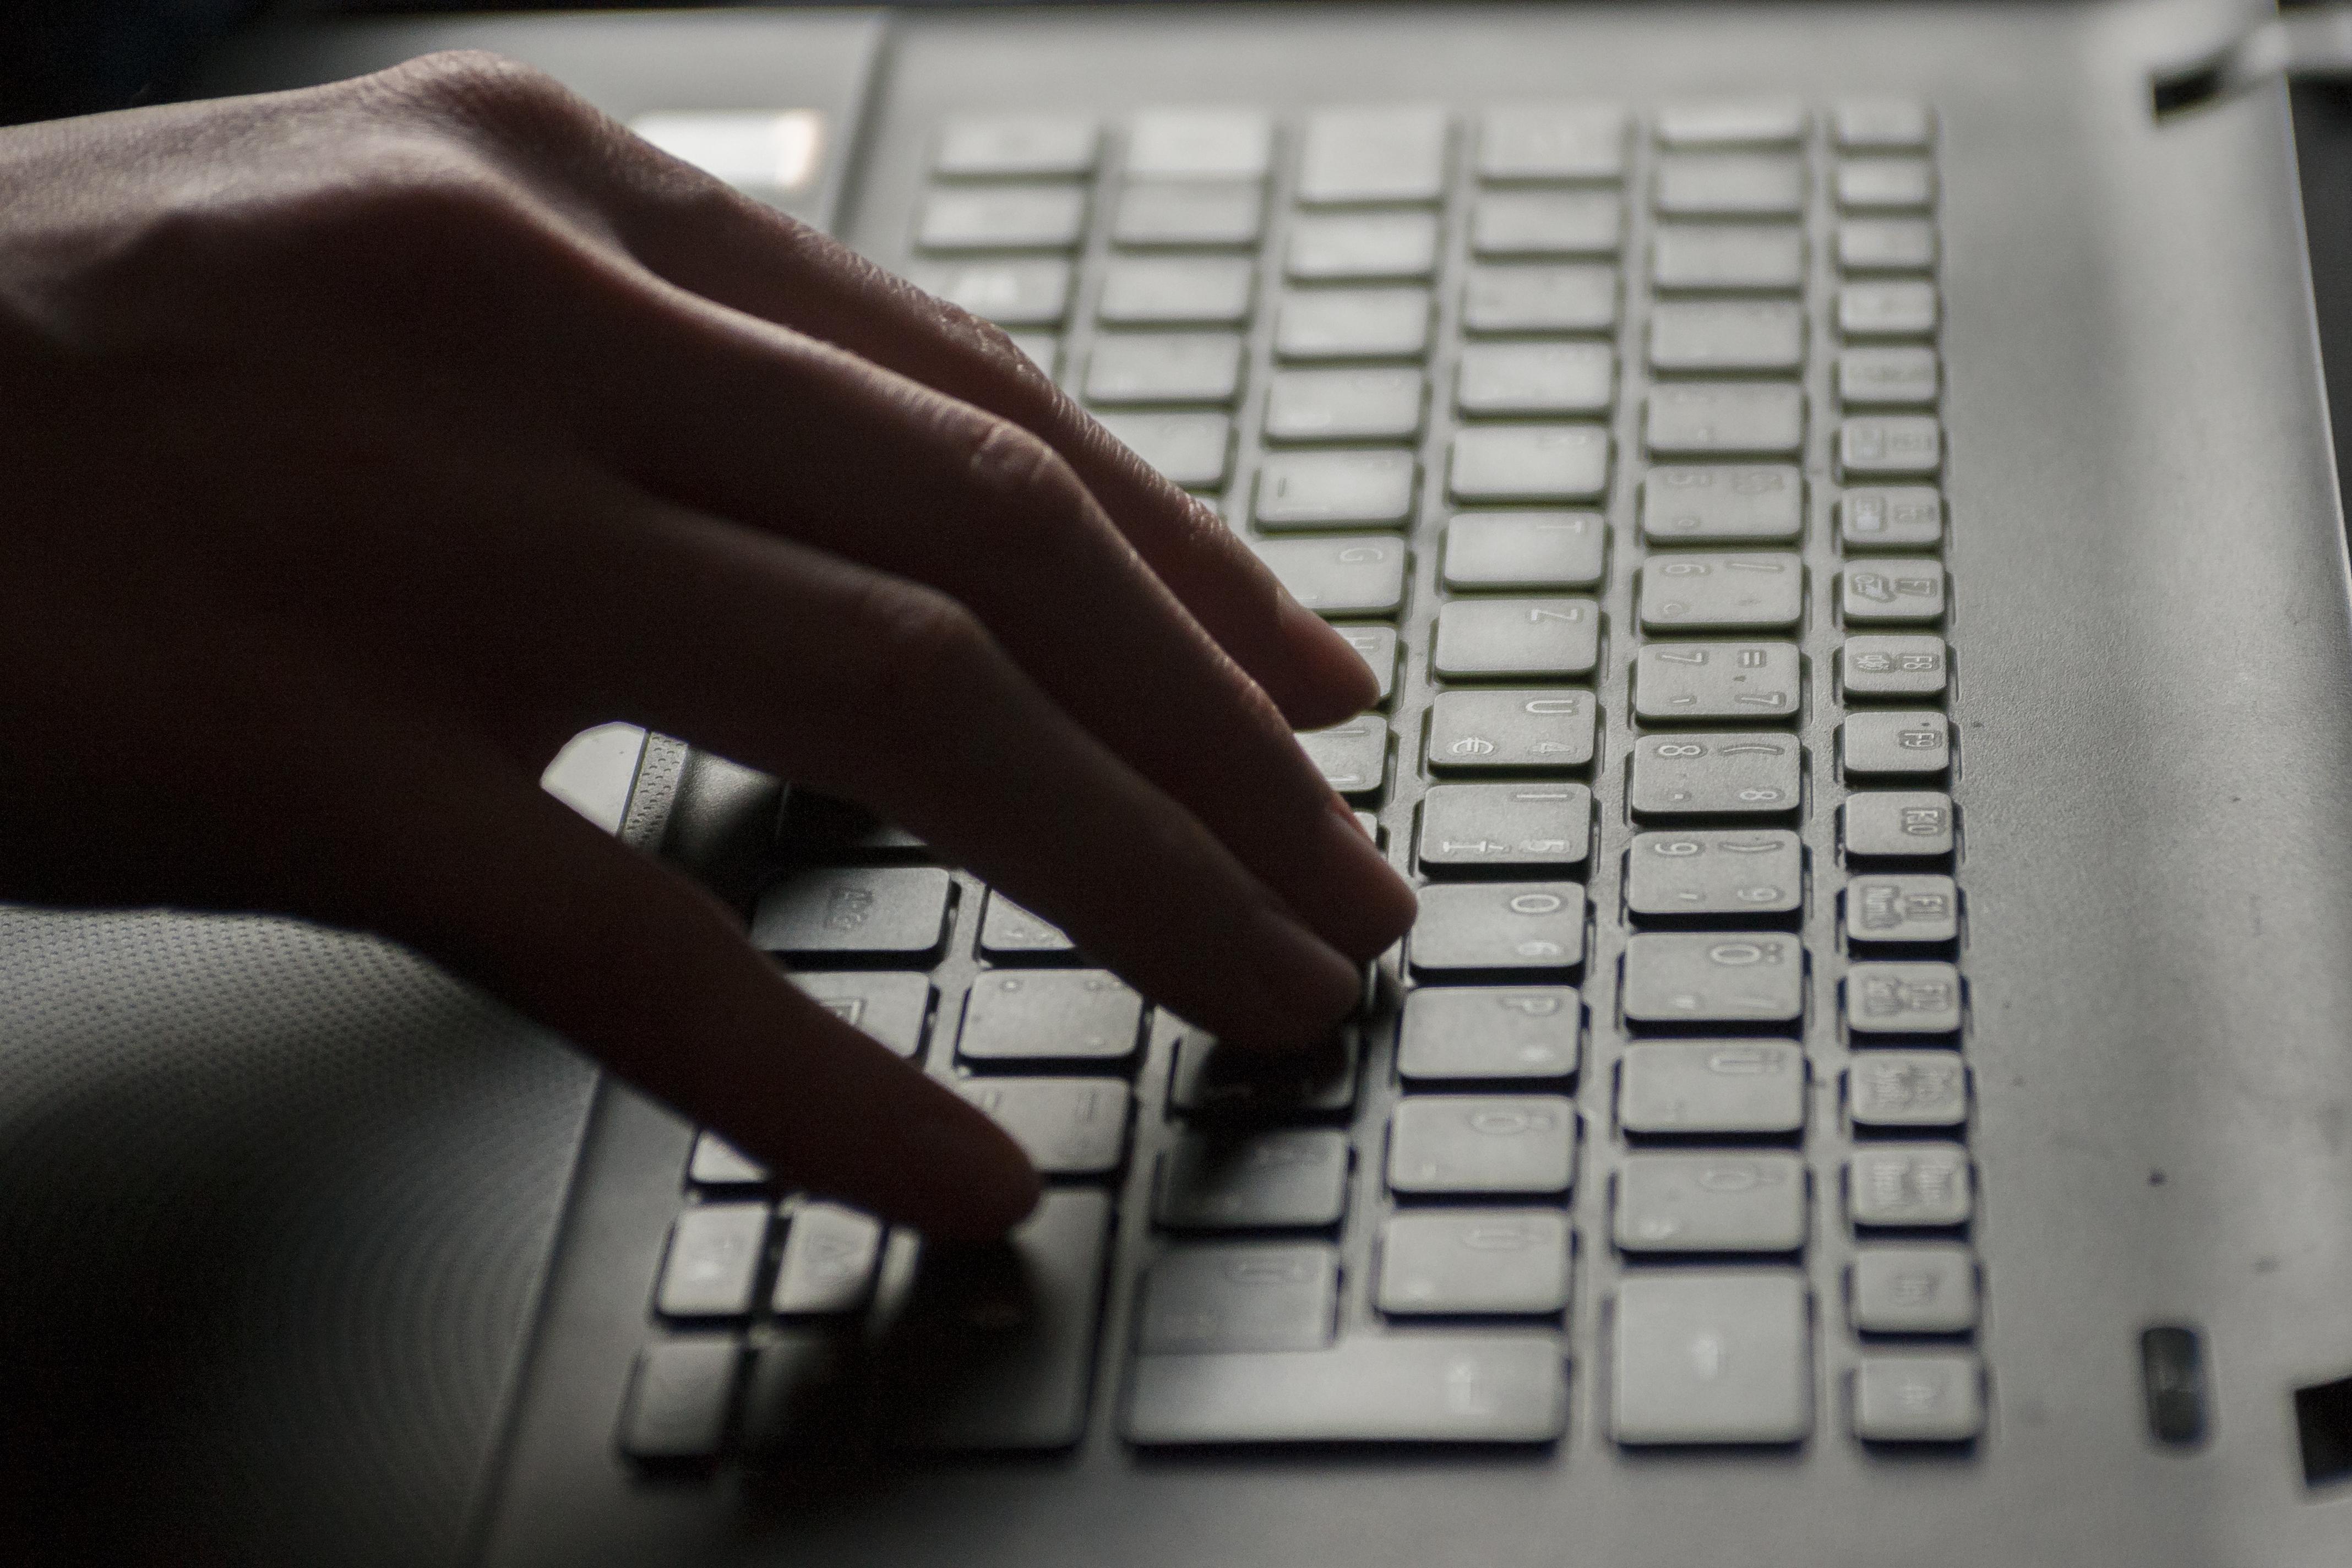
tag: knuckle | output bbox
[380,51,586,137]
[950,414,1092,554]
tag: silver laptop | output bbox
[8,1,2352,1563]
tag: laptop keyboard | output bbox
[618,96,1984,1463]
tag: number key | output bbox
[1625,829,1802,919]
[1640,552,1804,633]
[1417,782,1593,874]
[1426,688,1597,772]
[1621,932,1804,1026]
[1633,640,1800,722]
[1629,732,1800,819]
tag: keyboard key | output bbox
[1432,596,1601,677]
[904,258,1071,326]
[1854,1354,1985,1442]
[753,867,953,961]
[1657,99,1807,148]
[1645,383,1804,457]
[657,1203,769,1319]
[1085,333,1244,405]
[1126,107,1275,179]
[1163,1020,1359,1119]
[1396,985,1581,1084]
[1442,513,1606,590]
[1126,1332,1566,1444]
[1838,217,1939,273]
[1849,1053,1968,1130]
[1470,192,1622,258]
[1628,731,1800,818]
[792,971,932,1057]
[1641,465,1803,545]
[1841,633,1948,700]
[1139,1244,1339,1352]
[1838,346,1939,407]
[1275,287,1434,360]
[1651,224,1805,292]
[1625,828,1803,918]
[1613,1271,1810,1444]
[1253,535,1408,616]
[1426,687,1598,772]
[1843,560,1947,628]
[1299,717,1390,800]
[1378,1210,1571,1315]
[1621,931,1804,1025]
[1639,551,1805,631]
[1157,1128,1352,1229]
[620,1341,739,1461]
[1618,1040,1806,1136]
[1478,103,1629,181]
[1338,624,1400,705]
[1417,782,1593,874]
[1389,1094,1577,1196]
[1654,155,1805,217]
[957,970,1145,1065]
[1839,416,1945,480]
[1839,281,1939,339]
[1837,158,1936,213]
[1462,264,1620,334]
[973,889,1077,963]
[880,1189,1112,1449]
[1842,791,1956,859]
[957,1076,1131,1174]
[1842,710,1951,776]
[1632,641,1801,722]
[1648,301,1805,375]
[1844,873,1959,945]
[1838,486,1944,550]
[1456,342,1615,417]
[1298,106,1450,204]
[1835,100,1935,152]
[1848,1144,1973,1228]
[1845,961,1963,1036]
[1265,367,1428,443]
[936,114,1098,178]
[1098,257,1256,325]
[1094,410,1232,489]
[918,187,1087,251]
[1408,882,1587,979]
[1449,426,1611,503]
[1113,181,1266,247]
[1851,1243,1979,1333]
[1615,1151,1806,1254]
[771,1202,884,1315]
[1287,211,1442,280]
[1255,450,1418,529]
[689,1131,769,1188]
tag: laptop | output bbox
[8,1,2352,1562]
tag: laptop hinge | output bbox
[2155,3,2352,117]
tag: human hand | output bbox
[0,54,1416,1238]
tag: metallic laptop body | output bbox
[9,2,2352,1564]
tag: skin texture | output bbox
[0,52,1417,1239]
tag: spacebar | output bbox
[1125,1334,1566,1445]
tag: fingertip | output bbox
[904,1091,1044,1241]
[1271,597,1382,727]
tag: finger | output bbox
[322,729,1043,1239]
[423,485,1366,1044]
[545,298,1414,964]
[433,80,1375,727]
